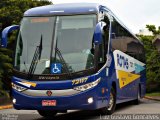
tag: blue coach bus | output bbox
[1,3,146,117]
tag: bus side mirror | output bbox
[1,25,19,48]
[93,22,104,45]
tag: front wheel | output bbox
[37,110,57,118]
[99,87,116,115]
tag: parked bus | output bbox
[1,3,146,117]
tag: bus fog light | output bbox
[13,98,16,104]
[88,97,93,104]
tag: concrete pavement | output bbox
[0,98,159,120]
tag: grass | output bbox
[146,92,160,97]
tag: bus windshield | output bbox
[14,15,96,75]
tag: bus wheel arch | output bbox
[112,81,117,94]
[99,82,117,115]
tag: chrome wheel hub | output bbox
[108,92,114,110]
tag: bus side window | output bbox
[111,18,144,62]
[111,19,128,52]
[111,18,140,60]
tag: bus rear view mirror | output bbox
[1,25,19,48]
[93,22,103,45]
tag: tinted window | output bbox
[111,19,145,62]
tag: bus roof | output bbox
[24,3,100,16]
[24,3,142,44]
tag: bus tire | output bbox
[133,86,141,105]
[99,87,116,115]
[37,110,57,118]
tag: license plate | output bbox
[42,100,56,106]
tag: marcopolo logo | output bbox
[117,54,129,69]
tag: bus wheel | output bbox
[133,87,141,105]
[37,110,57,118]
[99,87,116,115]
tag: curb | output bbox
[144,96,160,101]
[0,104,13,110]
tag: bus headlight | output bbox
[12,83,27,92]
[74,78,101,92]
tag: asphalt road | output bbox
[0,98,160,120]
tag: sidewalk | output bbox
[144,96,160,101]
[0,96,12,110]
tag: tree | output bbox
[139,31,160,92]
[146,24,160,35]
[0,0,52,94]
[0,0,52,31]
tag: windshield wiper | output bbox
[52,17,72,77]
[55,47,72,77]
[28,35,43,79]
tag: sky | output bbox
[51,0,160,34]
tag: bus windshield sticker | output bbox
[45,60,50,68]
[51,63,62,74]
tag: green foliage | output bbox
[0,0,52,30]
[146,92,160,97]
[0,0,52,92]
[139,28,160,93]
[146,24,160,35]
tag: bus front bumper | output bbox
[12,88,109,110]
